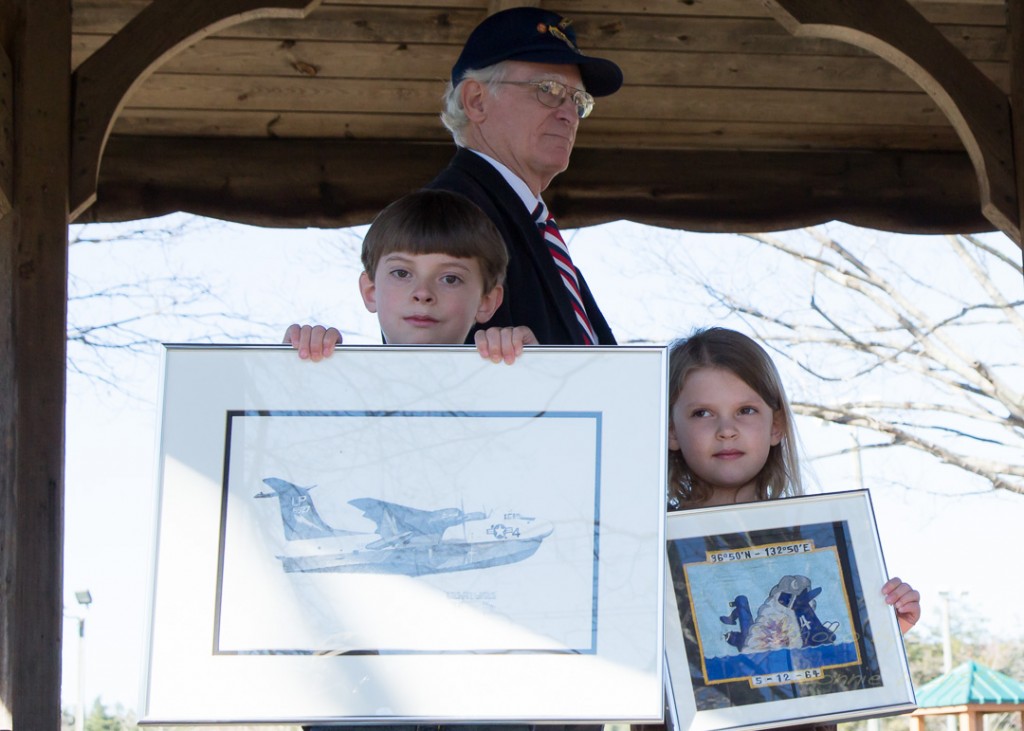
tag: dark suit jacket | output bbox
[426,148,616,346]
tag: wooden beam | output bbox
[69,35,1010,93]
[107,108,967,153]
[765,0,1020,244]
[555,146,989,234]
[0,8,12,728]
[109,74,958,127]
[72,0,1012,29]
[0,44,11,220]
[74,6,1011,62]
[488,0,537,13]
[69,0,324,222]
[0,0,70,727]
[78,136,991,235]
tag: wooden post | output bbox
[0,39,11,221]
[960,711,982,731]
[0,4,17,725]
[1010,0,1024,265]
[0,12,14,729]
[0,0,70,728]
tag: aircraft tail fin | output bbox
[256,477,341,541]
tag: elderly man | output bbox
[428,6,623,345]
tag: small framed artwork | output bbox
[141,344,667,725]
[664,490,916,731]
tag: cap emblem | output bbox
[538,18,580,54]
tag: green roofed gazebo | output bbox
[910,662,1024,731]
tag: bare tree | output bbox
[67,216,274,391]
[686,228,1023,495]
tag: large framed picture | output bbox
[141,345,668,725]
[664,490,916,731]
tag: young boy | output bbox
[285,189,535,363]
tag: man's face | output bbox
[359,252,502,344]
[468,61,584,195]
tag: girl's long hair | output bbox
[667,327,802,508]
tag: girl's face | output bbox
[668,367,784,504]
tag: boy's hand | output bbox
[284,323,342,361]
[475,326,537,364]
[882,577,921,635]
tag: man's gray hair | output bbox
[440,62,512,146]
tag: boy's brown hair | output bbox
[361,189,508,293]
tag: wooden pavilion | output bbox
[1,1,1023,729]
[910,661,1024,731]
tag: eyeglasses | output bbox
[498,80,595,119]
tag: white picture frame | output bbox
[141,345,668,725]
[664,490,916,731]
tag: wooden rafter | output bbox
[69,0,323,221]
[765,0,1021,247]
[79,136,989,234]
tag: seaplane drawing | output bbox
[254,477,554,576]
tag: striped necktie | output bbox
[534,203,598,345]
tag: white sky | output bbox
[60,216,1024,712]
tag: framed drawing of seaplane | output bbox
[141,344,668,725]
[663,490,916,731]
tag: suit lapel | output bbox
[452,150,585,344]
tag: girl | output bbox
[666,327,921,634]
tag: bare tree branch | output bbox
[67,216,276,394]
[711,230,1024,495]
[793,403,1024,494]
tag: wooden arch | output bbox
[766,0,1021,243]
[70,0,324,220]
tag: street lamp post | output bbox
[939,591,967,731]
[74,590,92,731]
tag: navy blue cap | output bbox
[451,7,623,97]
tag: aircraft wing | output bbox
[348,497,462,542]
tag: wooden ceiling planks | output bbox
[69,0,326,218]
[69,0,1017,238]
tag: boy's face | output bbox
[359,252,503,344]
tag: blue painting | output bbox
[668,521,882,710]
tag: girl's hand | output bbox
[882,577,921,635]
